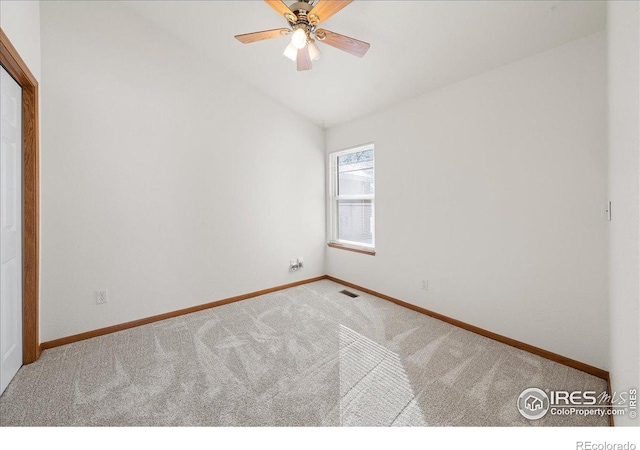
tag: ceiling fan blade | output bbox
[316,29,370,58]
[235,28,291,44]
[308,0,353,25]
[297,48,312,71]
[264,0,298,23]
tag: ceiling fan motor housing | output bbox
[291,0,314,9]
[288,2,318,29]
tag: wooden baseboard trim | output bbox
[325,276,609,381]
[40,276,326,351]
[40,274,610,383]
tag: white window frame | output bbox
[328,143,375,252]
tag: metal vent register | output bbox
[340,290,359,298]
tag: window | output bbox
[328,144,375,254]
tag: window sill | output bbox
[327,242,376,256]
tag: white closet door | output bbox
[0,66,23,395]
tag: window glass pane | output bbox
[338,149,374,195]
[337,199,373,245]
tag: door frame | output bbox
[0,28,40,364]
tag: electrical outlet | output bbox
[95,290,108,305]
[290,257,304,271]
[421,280,428,291]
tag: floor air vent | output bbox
[340,290,359,298]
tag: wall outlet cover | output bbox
[96,290,108,305]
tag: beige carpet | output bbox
[0,280,608,426]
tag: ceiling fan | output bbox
[234,0,370,71]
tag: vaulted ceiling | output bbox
[124,1,606,128]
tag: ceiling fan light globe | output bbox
[291,28,308,49]
[283,42,298,61]
[308,40,322,61]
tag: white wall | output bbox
[0,0,41,81]
[326,33,609,370]
[39,2,325,342]
[608,1,640,427]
